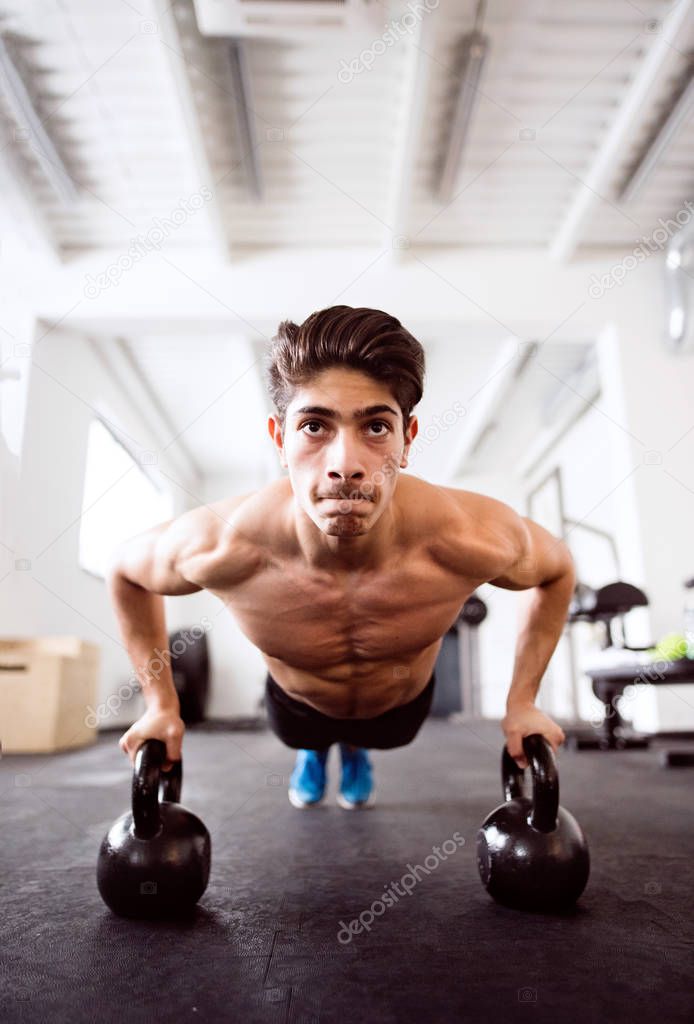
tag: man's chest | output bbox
[217,554,473,666]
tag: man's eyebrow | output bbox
[292,404,399,420]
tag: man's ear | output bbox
[268,415,288,469]
[401,415,418,468]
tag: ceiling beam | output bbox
[549,0,694,263]
[0,124,61,264]
[383,14,436,256]
[152,0,232,261]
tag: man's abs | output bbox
[262,642,444,719]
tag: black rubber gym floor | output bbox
[2,718,693,1024]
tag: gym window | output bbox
[78,419,173,579]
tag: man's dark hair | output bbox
[264,305,425,437]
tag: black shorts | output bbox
[263,671,435,750]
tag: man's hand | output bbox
[501,703,566,769]
[118,704,185,769]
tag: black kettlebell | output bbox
[96,739,211,918]
[476,733,590,912]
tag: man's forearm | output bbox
[108,570,180,710]
[506,569,575,710]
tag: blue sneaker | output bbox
[337,744,375,809]
[288,748,329,809]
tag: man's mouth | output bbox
[320,495,370,502]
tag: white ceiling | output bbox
[0,0,691,255]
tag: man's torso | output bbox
[185,475,512,719]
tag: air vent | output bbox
[192,0,382,37]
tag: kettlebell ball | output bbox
[476,733,590,913]
[96,739,211,919]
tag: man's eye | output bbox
[300,420,390,436]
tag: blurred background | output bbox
[2,0,694,750]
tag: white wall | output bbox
[593,286,694,731]
[496,264,694,733]
[520,400,638,725]
[0,223,49,598]
[6,328,200,729]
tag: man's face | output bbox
[268,366,418,538]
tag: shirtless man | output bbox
[110,305,572,810]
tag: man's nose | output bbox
[325,434,366,482]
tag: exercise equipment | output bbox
[476,733,590,912]
[96,739,211,918]
[458,595,487,718]
[569,580,649,648]
[169,627,210,724]
[566,580,694,763]
[566,581,652,750]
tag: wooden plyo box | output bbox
[0,636,101,753]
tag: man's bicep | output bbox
[489,516,574,591]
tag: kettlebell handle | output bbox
[132,739,183,839]
[502,733,559,834]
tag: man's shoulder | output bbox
[398,476,518,532]
[417,482,525,581]
[203,478,290,533]
[437,485,521,528]
[219,478,291,541]
[182,479,291,587]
